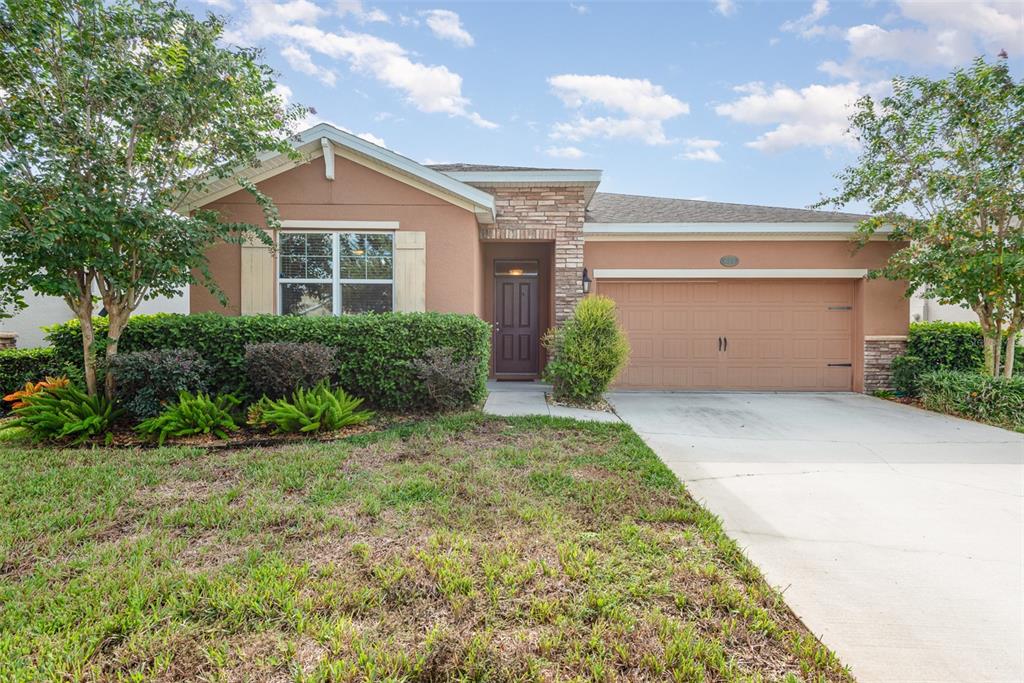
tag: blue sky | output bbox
[183,0,1023,212]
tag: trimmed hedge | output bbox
[0,347,58,413]
[918,370,1024,432]
[906,322,985,372]
[47,312,491,411]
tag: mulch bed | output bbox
[545,393,615,413]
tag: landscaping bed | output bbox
[0,414,850,681]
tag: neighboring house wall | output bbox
[191,155,483,317]
[910,292,978,323]
[1,289,188,348]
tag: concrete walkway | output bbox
[483,381,620,423]
[609,391,1024,683]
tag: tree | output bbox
[0,0,304,397]
[817,56,1024,376]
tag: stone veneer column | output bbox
[477,185,587,324]
[864,336,907,392]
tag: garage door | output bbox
[601,279,854,391]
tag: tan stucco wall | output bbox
[192,155,482,316]
[584,239,909,336]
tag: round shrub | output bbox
[244,342,337,399]
[543,295,630,405]
[108,348,210,419]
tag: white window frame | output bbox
[277,230,396,315]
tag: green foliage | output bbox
[248,381,373,434]
[244,342,337,399]
[136,391,240,446]
[816,56,1024,376]
[47,312,491,411]
[0,347,57,412]
[109,348,210,419]
[907,322,985,372]
[543,296,630,405]
[890,355,926,397]
[0,384,122,445]
[918,370,1024,432]
[0,0,304,395]
[410,347,482,411]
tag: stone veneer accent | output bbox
[864,336,907,392]
[0,332,16,350]
[473,184,587,323]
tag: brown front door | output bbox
[494,274,540,376]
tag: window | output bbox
[278,232,394,316]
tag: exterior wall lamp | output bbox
[582,267,591,294]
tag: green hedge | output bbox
[0,347,58,413]
[906,322,986,372]
[47,313,491,411]
[919,370,1024,432]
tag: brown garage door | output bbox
[601,279,854,391]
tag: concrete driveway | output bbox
[608,392,1023,683]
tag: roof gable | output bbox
[185,124,496,223]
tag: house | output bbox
[185,123,909,393]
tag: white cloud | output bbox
[229,2,495,128]
[714,0,736,17]
[679,138,722,162]
[715,80,887,152]
[548,74,689,146]
[200,0,235,9]
[281,45,337,86]
[781,0,830,38]
[825,0,1023,72]
[337,1,390,23]
[544,146,585,159]
[353,131,387,147]
[569,2,589,15]
[421,9,474,47]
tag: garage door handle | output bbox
[828,363,852,367]
[724,336,728,351]
[718,336,722,352]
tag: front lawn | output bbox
[0,415,849,681]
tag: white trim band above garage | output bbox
[593,268,869,279]
[583,222,887,235]
[280,220,399,230]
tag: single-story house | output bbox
[185,123,909,393]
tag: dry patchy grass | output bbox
[0,414,850,682]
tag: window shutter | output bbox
[394,231,426,312]
[240,232,275,315]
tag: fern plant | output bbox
[248,381,373,434]
[0,384,122,445]
[136,391,240,446]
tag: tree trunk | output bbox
[76,304,98,396]
[103,304,129,401]
[1005,331,1017,378]
[983,334,998,376]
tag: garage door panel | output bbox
[606,279,853,391]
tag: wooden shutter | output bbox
[394,231,426,312]
[240,231,275,315]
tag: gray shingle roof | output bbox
[587,192,869,224]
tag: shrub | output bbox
[410,347,481,411]
[137,391,240,446]
[0,347,58,412]
[108,349,211,420]
[3,376,70,410]
[0,384,122,445]
[543,296,630,405]
[244,342,337,399]
[918,370,1024,431]
[891,354,926,397]
[47,312,490,411]
[248,381,373,434]
[907,322,985,371]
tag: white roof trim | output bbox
[583,222,883,234]
[593,268,869,279]
[320,138,335,180]
[442,170,602,184]
[186,123,495,221]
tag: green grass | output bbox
[0,414,850,681]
